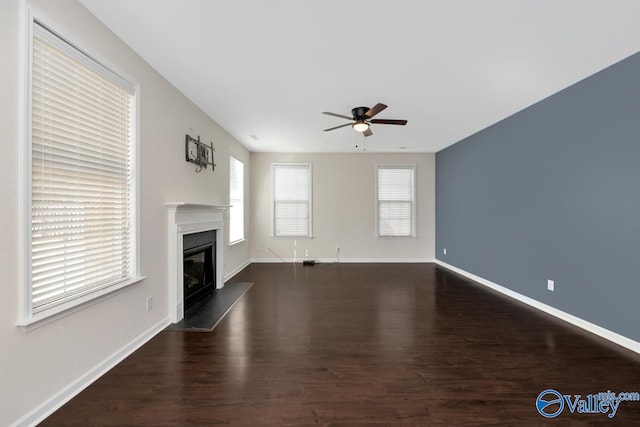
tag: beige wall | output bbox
[251,152,435,262]
[0,1,250,424]
[0,1,435,423]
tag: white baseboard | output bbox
[332,258,435,263]
[251,257,435,264]
[11,318,171,427]
[223,259,251,283]
[435,259,640,356]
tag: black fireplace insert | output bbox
[183,230,216,310]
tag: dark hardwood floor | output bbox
[42,263,640,425]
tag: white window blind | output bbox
[229,156,244,243]
[273,163,312,237]
[29,22,136,316]
[377,165,415,237]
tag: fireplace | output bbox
[183,230,216,310]
[166,203,226,323]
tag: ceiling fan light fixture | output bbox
[352,121,369,132]
[323,103,406,137]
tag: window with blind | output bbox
[24,20,138,322]
[376,165,416,237]
[273,163,312,238]
[229,156,244,243]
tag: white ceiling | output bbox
[80,0,640,153]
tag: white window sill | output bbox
[17,276,146,332]
[271,235,314,239]
[229,238,246,246]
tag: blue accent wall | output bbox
[436,52,640,341]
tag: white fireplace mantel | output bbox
[166,202,228,323]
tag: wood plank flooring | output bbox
[42,263,640,425]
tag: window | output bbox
[23,20,138,323]
[376,165,416,237]
[273,163,312,237]
[229,156,244,243]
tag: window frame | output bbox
[375,164,417,238]
[19,8,143,329]
[272,163,313,238]
[228,155,245,245]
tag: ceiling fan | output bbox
[322,103,407,137]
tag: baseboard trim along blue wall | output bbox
[435,260,640,355]
[436,51,640,347]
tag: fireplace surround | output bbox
[166,203,226,323]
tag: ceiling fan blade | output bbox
[364,103,387,118]
[370,119,408,125]
[363,127,373,137]
[323,122,353,132]
[322,111,353,120]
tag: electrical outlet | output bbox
[547,280,554,292]
[146,296,153,311]
[443,248,447,255]
[305,249,309,257]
